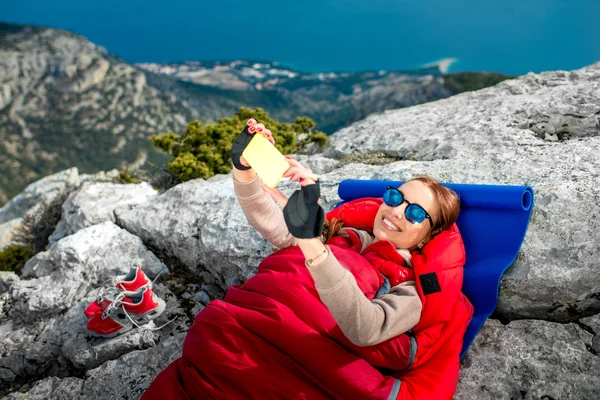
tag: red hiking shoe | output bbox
[86,287,166,338]
[84,267,152,319]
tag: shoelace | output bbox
[102,291,178,331]
[102,267,177,332]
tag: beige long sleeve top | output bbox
[234,173,422,346]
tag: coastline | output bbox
[421,57,459,74]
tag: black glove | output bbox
[230,123,254,171]
[283,180,325,239]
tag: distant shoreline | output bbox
[421,58,459,74]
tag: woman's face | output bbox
[373,180,438,250]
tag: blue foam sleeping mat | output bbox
[334,179,534,358]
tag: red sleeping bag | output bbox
[143,198,473,399]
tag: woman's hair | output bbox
[411,176,460,239]
[323,176,460,244]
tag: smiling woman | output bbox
[144,119,474,399]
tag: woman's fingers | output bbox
[284,166,319,185]
[263,129,275,145]
[247,118,257,126]
[262,185,288,208]
[284,156,303,167]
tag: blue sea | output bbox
[2,0,599,75]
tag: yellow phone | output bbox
[242,133,290,188]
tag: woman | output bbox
[143,120,474,400]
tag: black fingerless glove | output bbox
[283,180,325,239]
[230,123,254,171]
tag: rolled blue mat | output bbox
[335,180,534,358]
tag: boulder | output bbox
[49,182,157,245]
[456,319,600,399]
[0,168,79,224]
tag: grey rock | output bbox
[115,177,278,288]
[0,221,180,393]
[293,153,341,175]
[456,319,600,400]
[326,62,600,321]
[10,221,165,323]
[78,169,120,185]
[79,332,186,399]
[580,313,600,354]
[2,377,85,400]
[49,181,157,245]
[0,218,22,250]
[0,168,79,224]
[0,271,19,295]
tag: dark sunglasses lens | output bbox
[406,205,427,224]
[383,188,402,206]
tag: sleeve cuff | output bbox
[306,247,348,290]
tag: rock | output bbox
[49,182,157,244]
[114,177,278,289]
[2,376,85,400]
[580,313,600,355]
[77,332,185,399]
[0,218,22,250]
[292,153,341,175]
[9,221,165,324]
[0,84,11,111]
[456,319,600,400]
[325,62,600,321]
[0,168,79,224]
[0,221,181,394]
[78,169,120,185]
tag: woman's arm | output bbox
[233,166,297,250]
[299,240,422,346]
[264,158,421,346]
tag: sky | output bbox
[2,0,599,75]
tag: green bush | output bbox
[443,72,514,93]
[0,245,35,273]
[115,168,142,184]
[150,107,328,181]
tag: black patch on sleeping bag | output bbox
[419,272,441,295]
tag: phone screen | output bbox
[242,134,290,188]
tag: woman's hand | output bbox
[262,157,320,207]
[263,157,324,239]
[230,118,275,170]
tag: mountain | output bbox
[137,60,510,133]
[0,22,511,205]
[0,23,199,204]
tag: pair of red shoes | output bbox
[85,268,167,338]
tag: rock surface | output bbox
[49,182,157,245]
[457,319,600,400]
[0,168,79,225]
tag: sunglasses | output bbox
[383,186,433,225]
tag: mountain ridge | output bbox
[0,22,511,205]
